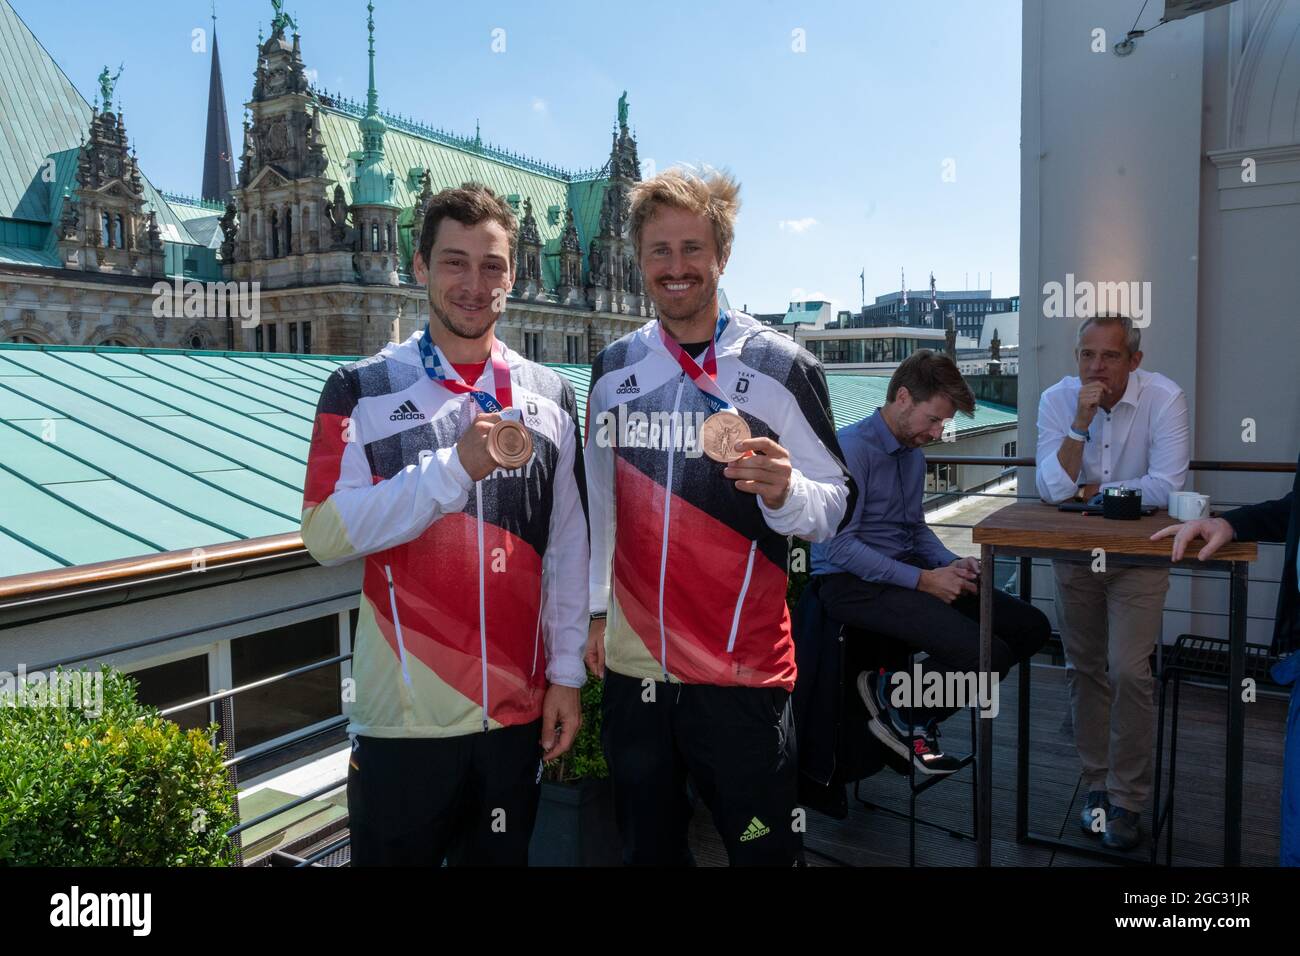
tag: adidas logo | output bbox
[738,816,771,842]
[388,399,425,422]
[615,374,640,395]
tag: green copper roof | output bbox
[0,341,1016,583]
[163,193,227,223]
[316,108,587,285]
[0,0,201,251]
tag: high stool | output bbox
[845,631,980,867]
[1151,633,1283,865]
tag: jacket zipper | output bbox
[531,574,543,679]
[657,377,686,681]
[384,564,413,685]
[725,540,759,653]
[476,482,489,731]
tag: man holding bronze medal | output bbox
[583,168,853,865]
[300,183,589,865]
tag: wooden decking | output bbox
[689,660,1287,866]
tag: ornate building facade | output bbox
[0,0,654,361]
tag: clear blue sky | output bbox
[14,0,1022,315]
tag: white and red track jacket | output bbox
[301,331,588,738]
[585,310,853,692]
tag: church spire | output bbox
[366,1,378,117]
[353,0,395,207]
[201,7,235,203]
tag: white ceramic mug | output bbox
[1169,491,1210,521]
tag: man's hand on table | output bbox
[1150,517,1235,562]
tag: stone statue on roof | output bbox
[270,0,297,37]
[98,64,124,113]
[618,91,629,128]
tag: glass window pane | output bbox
[130,654,212,732]
[230,616,341,775]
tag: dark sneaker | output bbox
[857,671,961,776]
[1101,805,1143,851]
[911,719,964,776]
[1078,790,1110,836]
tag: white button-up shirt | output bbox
[1035,367,1190,506]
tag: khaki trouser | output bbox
[1051,561,1171,813]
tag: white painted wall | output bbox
[1021,0,1300,646]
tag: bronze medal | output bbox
[487,419,533,469]
[700,411,750,463]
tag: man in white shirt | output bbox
[1035,314,1190,851]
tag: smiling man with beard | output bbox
[810,351,1049,777]
[583,167,852,865]
[300,183,589,865]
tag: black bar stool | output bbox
[844,629,980,867]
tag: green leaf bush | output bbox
[0,667,238,866]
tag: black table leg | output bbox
[978,543,994,866]
[1017,555,1032,843]
[1225,561,1247,866]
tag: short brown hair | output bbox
[416,182,519,266]
[886,350,976,415]
[628,167,740,263]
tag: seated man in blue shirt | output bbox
[811,350,1050,774]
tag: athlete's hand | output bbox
[724,436,793,509]
[541,684,581,762]
[456,412,502,482]
[1150,517,1235,562]
[584,617,606,679]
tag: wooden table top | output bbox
[971,501,1258,562]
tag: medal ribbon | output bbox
[418,327,513,411]
[658,309,734,414]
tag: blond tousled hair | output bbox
[628,167,741,264]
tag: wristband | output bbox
[1068,427,1090,443]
